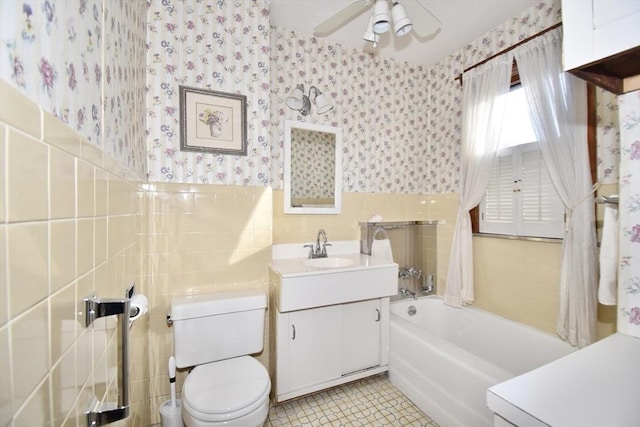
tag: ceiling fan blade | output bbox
[314,0,372,36]
[405,0,441,38]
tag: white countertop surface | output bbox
[270,252,397,277]
[487,333,640,427]
[270,240,397,278]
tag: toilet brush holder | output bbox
[160,399,183,427]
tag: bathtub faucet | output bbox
[399,287,417,299]
[399,267,422,280]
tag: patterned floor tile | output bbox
[266,373,438,427]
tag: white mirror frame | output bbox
[284,120,342,214]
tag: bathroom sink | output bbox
[270,245,398,312]
[303,257,357,268]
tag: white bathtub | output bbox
[389,296,575,427]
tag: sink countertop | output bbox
[487,332,640,427]
[271,240,398,312]
[270,240,397,277]
[270,252,397,278]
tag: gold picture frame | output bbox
[179,85,247,156]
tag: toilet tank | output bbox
[170,289,267,368]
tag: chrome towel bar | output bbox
[83,293,131,426]
[595,195,619,205]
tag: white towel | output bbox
[371,239,394,262]
[598,204,618,305]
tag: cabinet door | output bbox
[341,299,381,375]
[286,305,342,392]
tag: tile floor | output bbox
[264,373,439,427]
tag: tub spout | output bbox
[399,287,417,299]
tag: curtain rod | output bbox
[454,22,562,83]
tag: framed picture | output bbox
[179,86,247,156]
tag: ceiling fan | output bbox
[313,0,440,39]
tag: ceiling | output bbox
[269,0,538,67]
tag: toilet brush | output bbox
[169,356,177,408]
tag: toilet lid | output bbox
[183,356,270,416]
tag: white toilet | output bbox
[170,289,271,427]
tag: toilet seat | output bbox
[182,356,270,423]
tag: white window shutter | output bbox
[479,143,564,239]
[480,148,516,235]
[519,143,565,238]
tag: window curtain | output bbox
[514,28,597,348]
[444,54,513,307]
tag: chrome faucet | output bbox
[304,229,331,258]
[399,287,417,299]
[316,229,327,256]
[399,267,422,280]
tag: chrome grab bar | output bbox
[83,293,131,426]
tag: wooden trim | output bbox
[511,61,520,85]
[587,83,597,184]
[568,45,640,95]
[471,205,480,233]
[570,68,623,95]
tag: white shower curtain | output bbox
[514,29,598,348]
[444,54,513,307]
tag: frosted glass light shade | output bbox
[392,2,412,36]
[372,0,390,34]
[363,15,380,46]
[285,84,305,110]
[314,93,333,114]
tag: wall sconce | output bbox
[285,84,334,115]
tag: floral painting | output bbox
[146,0,270,185]
[179,85,247,156]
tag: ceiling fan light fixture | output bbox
[363,15,380,47]
[372,0,390,34]
[392,2,412,36]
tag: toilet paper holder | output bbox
[83,293,131,426]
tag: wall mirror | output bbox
[284,120,342,214]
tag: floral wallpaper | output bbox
[290,127,335,199]
[270,27,431,194]
[146,0,271,185]
[145,0,619,192]
[0,0,147,178]
[270,0,624,195]
[596,87,621,184]
[0,0,620,191]
[618,90,640,337]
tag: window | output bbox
[478,85,565,239]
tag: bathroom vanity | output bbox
[270,241,398,402]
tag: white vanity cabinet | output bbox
[275,298,390,402]
[341,299,387,375]
[276,304,342,395]
[269,242,398,402]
